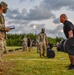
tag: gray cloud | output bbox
[26,6,55,20]
[6,9,27,20]
[45,25,65,38]
[7,20,30,26]
[41,0,74,10]
[19,0,35,3]
[6,7,55,21]
[53,18,60,24]
[19,0,25,3]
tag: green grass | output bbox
[0,47,74,75]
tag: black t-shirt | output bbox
[63,20,74,38]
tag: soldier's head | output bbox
[0,1,8,14]
[60,14,67,23]
[41,28,45,33]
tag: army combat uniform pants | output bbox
[22,44,27,51]
[38,42,46,57]
[0,39,6,61]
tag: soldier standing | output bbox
[27,36,31,52]
[0,1,10,61]
[22,36,27,51]
[37,28,48,57]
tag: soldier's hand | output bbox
[5,27,11,32]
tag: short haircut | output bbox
[60,14,67,19]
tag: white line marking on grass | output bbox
[10,58,66,61]
[10,58,52,61]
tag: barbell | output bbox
[57,37,74,55]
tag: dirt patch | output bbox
[0,61,16,75]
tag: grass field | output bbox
[0,47,74,75]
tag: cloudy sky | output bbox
[1,0,74,38]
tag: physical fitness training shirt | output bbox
[63,20,74,38]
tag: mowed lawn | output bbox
[0,46,74,75]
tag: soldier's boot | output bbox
[40,54,42,57]
[3,51,7,54]
[42,49,46,57]
[42,53,46,57]
[39,50,42,57]
[37,49,39,53]
[39,51,42,57]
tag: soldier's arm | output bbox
[0,24,10,32]
[68,30,73,38]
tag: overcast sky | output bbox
[1,0,74,38]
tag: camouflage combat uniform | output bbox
[22,37,27,51]
[0,13,7,61]
[37,32,48,57]
[0,1,8,61]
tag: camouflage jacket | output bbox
[0,13,6,40]
[37,32,48,43]
[22,37,27,44]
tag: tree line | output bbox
[6,34,63,46]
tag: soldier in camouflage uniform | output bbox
[37,28,48,57]
[0,1,10,61]
[22,36,27,51]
